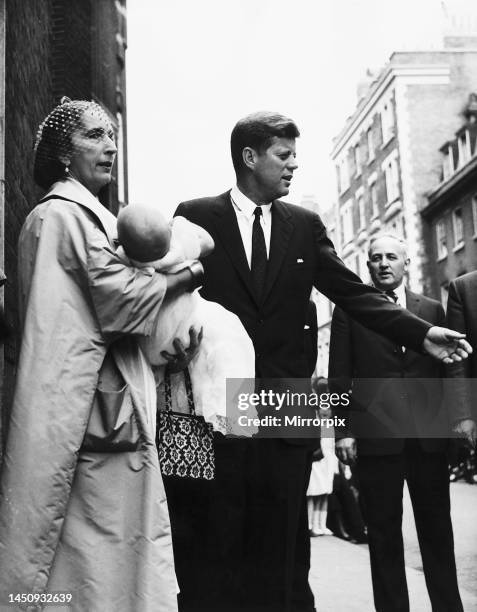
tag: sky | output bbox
[126,0,469,217]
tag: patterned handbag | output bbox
[157,366,215,480]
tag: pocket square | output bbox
[304,324,310,330]
[296,258,304,263]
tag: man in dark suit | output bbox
[329,234,463,612]
[173,112,470,612]
[446,271,477,448]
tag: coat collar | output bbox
[45,178,118,246]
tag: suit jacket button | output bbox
[258,318,264,324]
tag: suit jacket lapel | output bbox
[211,192,257,303]
[405,289,421,319]
[262,200,294,304]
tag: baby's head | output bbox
[117,205,171,262]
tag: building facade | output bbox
[331,42,477,301]
[0,0,128,442]
[298,195,338,378]
[422,93,477,304]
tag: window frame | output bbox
[452,208,464,252]
[435,218,448,261]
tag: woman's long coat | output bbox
[0,178,178,612]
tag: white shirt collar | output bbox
[394,283,407,306]
[230,185,272,222]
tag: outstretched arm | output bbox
[311,215,471,364]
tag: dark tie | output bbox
[385,290,398,303]
[385,290,405,353]
[251,206,267,299]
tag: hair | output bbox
[117,205,171,262]
[367,233,408,259]
[33,99,107,190]
[230,111,300,175]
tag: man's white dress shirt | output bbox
[230,185,272,267]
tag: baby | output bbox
[117,205,256,434]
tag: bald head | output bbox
[367,233,410,291]
[117,205,171,262]
[368,233,407,259]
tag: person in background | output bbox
[329,233,463,612]
[445,270,477,449]
[306,386,337,537]
[326,461,367,544]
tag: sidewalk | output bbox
[309,536,431,611]
[310,536,477,611]
[308,482,477,611]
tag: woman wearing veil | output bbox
[0,99,202,612]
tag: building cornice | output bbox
[331,62,451,159]
[423,155,477,217]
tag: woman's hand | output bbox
[161,326,203,373]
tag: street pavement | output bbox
[309,481,477,611]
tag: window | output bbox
[452,208,464,249]
[357,194,365,229]
[336,165,341,194]
[328,226,338,250]
[340,200,353,245]
[367,127,374,161]
[382,151,400,204]
[357,248,368,281]
[436,219,447,260]
[338,157,350,193]
[457,130,471,168]
[370,182,378,218]
[344,254,358,274]
[380,99,395,144]
[442,145,455,181]
[354,144,362,176]
[473,195,477,236]
[440,284,449,310]
[385,215,404,238]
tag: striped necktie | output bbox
[385,290,398,303]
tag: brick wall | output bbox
[425,171,477,299]
[3,0,52,429]
[1,0,128,438]
[51,0,92,101]
[407,55,477,211]
[405,52,477,291]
